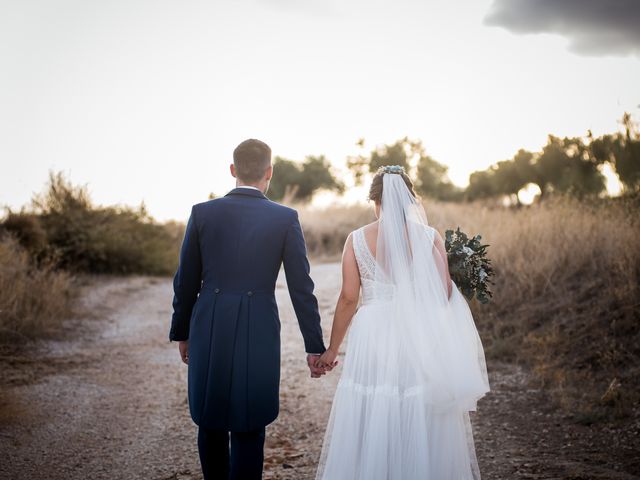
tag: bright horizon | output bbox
[1,0,639,221]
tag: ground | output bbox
[0,263,638,480]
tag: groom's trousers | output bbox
[198,426,266,480]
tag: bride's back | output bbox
[351,222,397,306]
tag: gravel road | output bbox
[0,263,637,480]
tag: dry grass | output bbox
[300,205,376,259]
[298,194,640,418]
[0,236,76,343]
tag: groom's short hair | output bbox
[233,139,272,183]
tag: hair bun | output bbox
[369,165,416,202]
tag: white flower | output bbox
[462,246,474,256]
[479,269,487,281]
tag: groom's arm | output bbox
[282,211,326,355]
[169,205,202,342]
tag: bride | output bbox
[316,166,490,480]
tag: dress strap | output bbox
[352,227,376,280]
[352,227,365,262]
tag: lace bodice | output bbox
[352,227,394,305]
[352,227,376,280]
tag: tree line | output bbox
[267,113,639,203]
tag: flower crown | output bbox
[379,165,405,175]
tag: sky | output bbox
[1,0,639,221]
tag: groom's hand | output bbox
[306,354,326,378]
[178,341,189,364]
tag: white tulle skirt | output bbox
[316,297,484,480]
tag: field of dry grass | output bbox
[299,194,640,419]
[0,236,76,342]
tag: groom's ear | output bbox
[264,165,273,181]
[230,163,238,178]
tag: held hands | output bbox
[178,341,338,378]
[307,349,339,378]
[307,352,338,378]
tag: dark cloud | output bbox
[484,0,640,57]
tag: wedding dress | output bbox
[316,174,490,480]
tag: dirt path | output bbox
[0,263,638,480]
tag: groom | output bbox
[169,139,329,480]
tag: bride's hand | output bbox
[317,348,339,370]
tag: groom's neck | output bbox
[236,179,267,193]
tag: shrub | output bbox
[30,172,180,275]
[0,211,48,260]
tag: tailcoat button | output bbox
[214,288,220,294]
[247,291,253,296]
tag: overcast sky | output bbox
[1,0,639,220]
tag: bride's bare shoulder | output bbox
[361,221,379,234]
[348,221,376,238]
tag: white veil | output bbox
[374,173,490,412]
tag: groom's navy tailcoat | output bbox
[170,187,325,432]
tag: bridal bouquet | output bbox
[444,227,493,304]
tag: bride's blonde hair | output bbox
[368,166,418,204]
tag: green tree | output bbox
[535,135,605,198]
[614,113,640,191]
[468,135,606,202]
[588,114,640,192]
[415,152,462,200]
[347,137,459,200]
[464,115,640,202]
[269,157,302,201]
[370,139,412,172]
[466,170,496,201]
[512,149,537,190]
[466,149,536,202]
[493,160,524,201]
[268,155,343,202]
[295,155,344,200]
[347,138,412,183]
